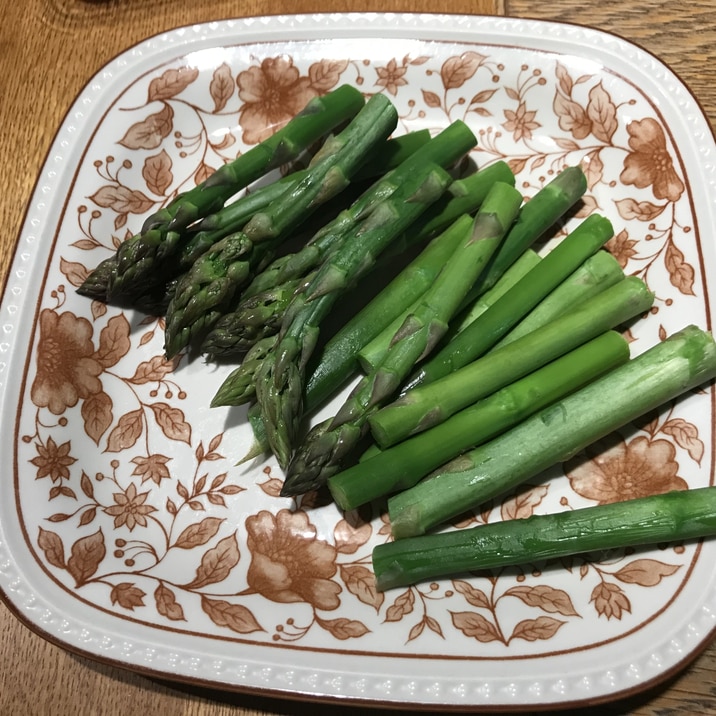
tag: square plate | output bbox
[2,12,716,710]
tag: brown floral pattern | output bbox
[12,32,711,676]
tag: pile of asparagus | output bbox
[79,85,716,592]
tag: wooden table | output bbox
[1,1,714,713]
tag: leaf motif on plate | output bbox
[147,66,200,102]
[67,529,106,587]
[586,82,618,143]
[440,51,486,90]
[590,581,631,620]
[611,559,681,587]
[201,595,264,634]
[110,582,146,610]
[308,59,349,92]
[384,588,415,623]
[664,239,695,296]
[95,314,131,368]
[185,532,240,589]
[339,564,383,612]
[119,103,174,150]
[155,583,186,621]
[317,616,370,640]
[105,408,144,452]
[142,149,173,196]
[89,185,154,214]
[503,585,580,617]
[500,484,549,521]
[59,257,90,288]
[209,62,234,112]
[452,579,491,609]
[450,611,502,643]
[662,417,704,464]
[509,616,566,642]
[37,527,66,570]
[81,390,113,444]
[334,517,372,554]
[128,355,177,384]
[174,517,225,550]
[149,402,192,444]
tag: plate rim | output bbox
[2,11,716,711]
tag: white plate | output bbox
[2,12,716,711]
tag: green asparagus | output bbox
[162,94,399,357]
[387,325,716,539]
[403,213,615,392]
[282,182,523,495]
[330,331,629,511]
[369,275,653,448]
[255,162,457,469]
[374,487,716,590]
[104,85,366,301]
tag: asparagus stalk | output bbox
[407,160,515,242]
[387,325,716,539]
[162,95,399,358]
[282,183,523,495]
[254,161,456,468]
[493,250,624,349]
[468,165,587,297]
[369,275,653,447]
[374,487,716,590]
[403,213,615,391]
[102,85,366,301]
[210,336,275,408]
[303,162,512,412]
[330,331,629,511]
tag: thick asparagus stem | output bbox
[162,95,399,357]
[387,325,716,539]
[103,85,366,301]
[329,331,629,511]
[403,213,615,391]
[374,487,716,590]
[254,162,457,468]
[282,183,523,495]
[369,275,653,447]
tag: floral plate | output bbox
[2,12,716,711]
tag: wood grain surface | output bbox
[1,1,714,714]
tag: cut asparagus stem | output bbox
[369,275,653,448]
[403,213,615,392]
[374,486,716,590]
[387,325,716,539]
[282,183,523,495]
[103,85,366,301]
[493,249,624,350]
[329,331,629,511]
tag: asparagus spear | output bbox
[468,165,587,297]
[369,275,653,447]
[303,162,513,411]
[403,213,615,392]
[210,336,275,408]
[387,325,716,539]
[212,120,478,411]
[330,331,629,511]
[374,487,716,590]
[102,85,366,301]
[255,162,456,469]
[162,95,400,357]
[283,183,523,495]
